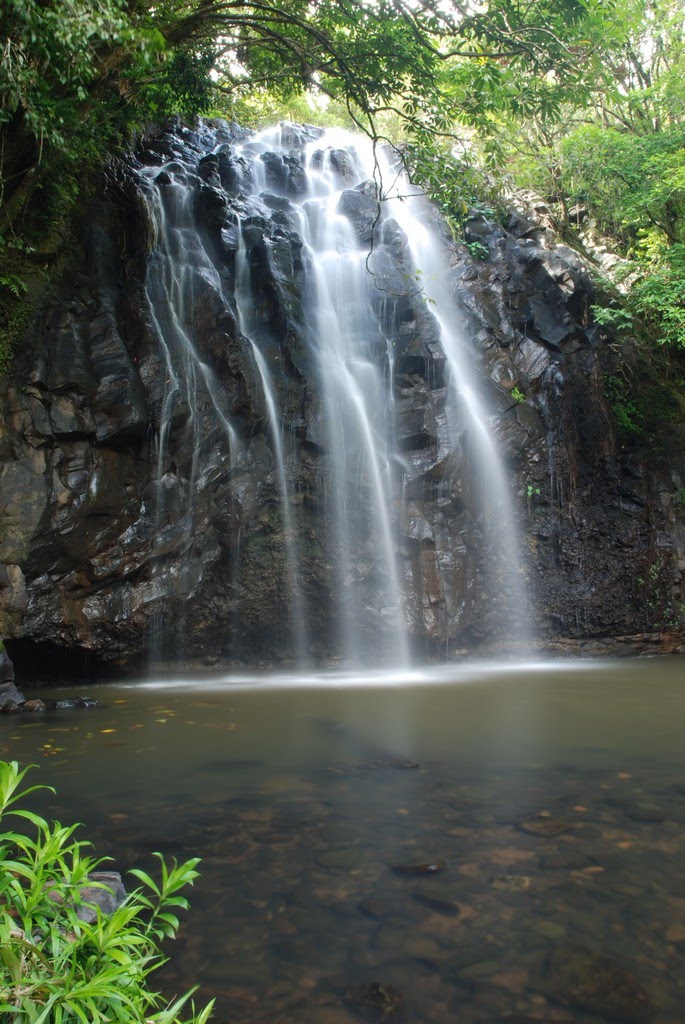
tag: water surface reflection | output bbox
[3,657,685,1022]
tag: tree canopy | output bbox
[468,0,684,349]
[0,1,628,242]
[0,0,683,351]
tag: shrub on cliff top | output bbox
[0,760,213,1024]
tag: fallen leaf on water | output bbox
[616,772,632,780]
[100,728,117,734]
[574,805,588,812]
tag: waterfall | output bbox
[137,120,530,667]
[234,221,310,662]
[371,155,532,647]
[139,168,240,663]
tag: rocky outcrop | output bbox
[0,646,23,705]
[452,205,685,644]
[0,120,682,675]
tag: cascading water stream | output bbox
[254,125,529,654]
[139,167,240,662]
[137,119,531,667]
[233,220,310,662]
[230,129,412,665]
[369,154,532,646]
[298,159,409,664]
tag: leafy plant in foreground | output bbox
[0,760,213,1024]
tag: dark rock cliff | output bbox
[0,121,683,675]
[459,204,685,648]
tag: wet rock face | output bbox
[0,121,682,671]
[450,207,685,647]
[0,647,23,705]
[338,180,379,245]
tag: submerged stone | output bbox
[345,982,405,1023]
[540,850,595,870]
[21,699,47,712]
[546,949,653,1023]
[51,697,100,710]
[352,758,421,772]
[391,861,445,876]
[622,802,665,823]
[412,886,461,915]
[358,898,398,921]
[316,846,362,869]
[519,814,571,837]
[531,919,567,940]
[458,959,503,980]
[491,874,531,891]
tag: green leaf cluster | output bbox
[460,0,684,352]
[511,386,526,405]
[0,761,213,1024]
[631,244,685,349]
[590,304,635,333]
[0,0,640,242]
[561,125,685,246]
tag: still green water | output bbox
[2,657,685,1023]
